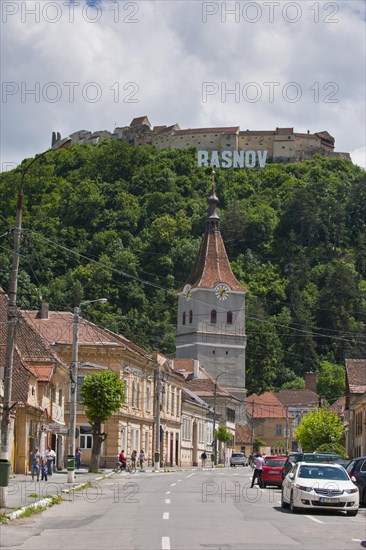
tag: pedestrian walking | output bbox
[45,447,56,476]
[75,447,82,469]
[250,453,264,488]
[30,447,41,481]
[201,451,207,467]
[131,450,137,468]
[139,450,145,470]
[41,460,48,481]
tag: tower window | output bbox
[212,350,215,355]
[211,310,217,324]
[227,311,233,324]
[189,310,193,324]
[183,312,186,326]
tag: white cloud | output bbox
[0,0,365,169]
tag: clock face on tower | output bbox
[214,283,230,301]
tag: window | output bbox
[80,426,93,449]
[211,310,217,323]
[189,310,193,324]
[176,390,180,417]
[121,427,126,451]
[146,385,151,411]
[226,408,235,423]
[77,376,85,402]
[58,389,62,407]
[182,312,186,326]
[132,381,136,407]
[137,383,141,408]
[276,424,282,436]
[144,431,149,454]
[124,378,129,404]
[227,311,233,324]
[171,388,175,415]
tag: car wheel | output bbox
[346,509,358,517]
[281,490,289,509]
[290,491,299,513]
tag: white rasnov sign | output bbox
[198,150,268,168]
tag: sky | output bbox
[1,0,365,170]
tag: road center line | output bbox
[170,483,176,486]
[186,473,195,478]
[162,536,170,550]
[163,512,170,520]
[165,499,171,504]
[178,479,182,482]
[165,491,171,494]
[305,515,324,524]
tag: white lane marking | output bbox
[170,483,176,486]
[305,515,324,524]
[178,479,182,482]
[186,473,195,478]
[163,512,170,520]
[352,539,363,542]
[165,499,171,504]
[278,501,282,505]
[165,491,171,495]
[162,536,170,550]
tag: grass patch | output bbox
[27,493,39,499]
[74,481,91,492]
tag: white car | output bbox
[281,462,359,516]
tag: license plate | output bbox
[269,471,278,475]
[319,497,340,503]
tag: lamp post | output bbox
[67,298,107,483]
[0,138,71,507]
[212,370,227,466]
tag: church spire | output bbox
[206,170,220,231]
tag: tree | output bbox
[215,425,233,444]
[80,371,125,472]
[294,407,344,451]
[317,361,346,402]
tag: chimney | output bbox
[193,359,200,379]
[37,302,49,320]
[305,372,317,393]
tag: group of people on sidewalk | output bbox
[118,449,145,470]
[29,447,56,482]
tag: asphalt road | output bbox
[1,468,365,550]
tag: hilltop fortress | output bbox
[62,116,350,164]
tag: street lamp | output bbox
[212,370,227,466]
[0,138,71,507]
[67,298,107,483]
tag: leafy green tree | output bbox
[317,361,346,402]
[316,442,347,458]
[80,371,125,472]
[294,407,344,451]
[215,425,233,443]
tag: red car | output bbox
[262,456,288,488]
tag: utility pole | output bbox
[154,365,161,470]
[0,138,71,507]
[285,406,289,455]
[250,400,255,454]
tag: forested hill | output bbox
[1,140,365,395]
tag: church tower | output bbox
[175,182,247,403]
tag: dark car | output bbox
[282,452,343,479]
[346,456,366,505]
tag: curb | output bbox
[1,471,115,523]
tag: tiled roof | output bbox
[130,116,150,127]
[27,365,53,382]
[22,311,151,359]
[345,359,366,394]
[175,127,239,136]
[235,423,251,443]
[274,389,319,408]
[276,127,294,134]
[171,359,233,398]
[247,392,291,419]
[329,396,346,416]
[185,230,246,291]
[239,130,275,136]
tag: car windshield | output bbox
[298,465,349,480]
[264,458,286,467]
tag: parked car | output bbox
[230,453,248,467]
[282,452,343,479]
[281,462,359,515]
[262,456,287,488]
[346,456,366,505]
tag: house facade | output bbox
[345,359,366,458]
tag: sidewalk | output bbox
[0,468,114,519]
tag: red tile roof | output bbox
[345,359,366,394]
[185,230,246,292]
[274,389,319,408]
[27,365,53,382]
[247,392,291,419]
